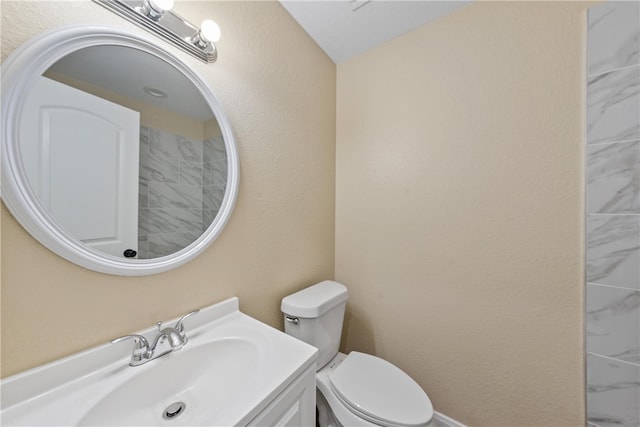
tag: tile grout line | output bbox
[587,352,640,368]
[586,282,640,292]
[586,213,640,216]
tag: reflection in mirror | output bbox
[21,45,228,260]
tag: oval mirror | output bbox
[1,26,239,275]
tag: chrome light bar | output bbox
[93,0,218,63]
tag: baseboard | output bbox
[434,411,467,427]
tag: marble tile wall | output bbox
[586,3,640,427]
[203,135,227,231]
[137,126,226,259]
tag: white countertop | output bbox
[0,297,318,426]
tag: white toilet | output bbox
[281,280,434,427]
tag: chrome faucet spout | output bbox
[164,328,187,349]
[151,325,186,355]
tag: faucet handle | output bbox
[112,334,149,348]
[111,334,151,365]
[174,309,200,335]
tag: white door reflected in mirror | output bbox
[21,77,140,258]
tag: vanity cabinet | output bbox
[248,365,316,427]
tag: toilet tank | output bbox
[281,281,348,369]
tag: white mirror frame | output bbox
[1,25,239,276]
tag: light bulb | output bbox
[148,0,174,12]
[200,19,221,43]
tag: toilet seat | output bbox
[328,352,433,427]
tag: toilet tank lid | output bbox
[281,280,348,318]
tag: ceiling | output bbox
[279,0,471,64]
[47,46,213,121]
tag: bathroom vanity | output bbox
[0,298,318,426]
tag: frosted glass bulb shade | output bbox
[200,20,221,43]
[148,0,173,12]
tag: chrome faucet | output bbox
[112,309,200,366]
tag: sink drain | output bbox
[163,402,186,420]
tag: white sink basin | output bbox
[80,338,259,426]
[1,298,317,426]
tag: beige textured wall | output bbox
[336,2,591,426]
[0,0,335,377]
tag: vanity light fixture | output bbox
[93,0,219,63]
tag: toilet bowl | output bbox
[281,281,434,427]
